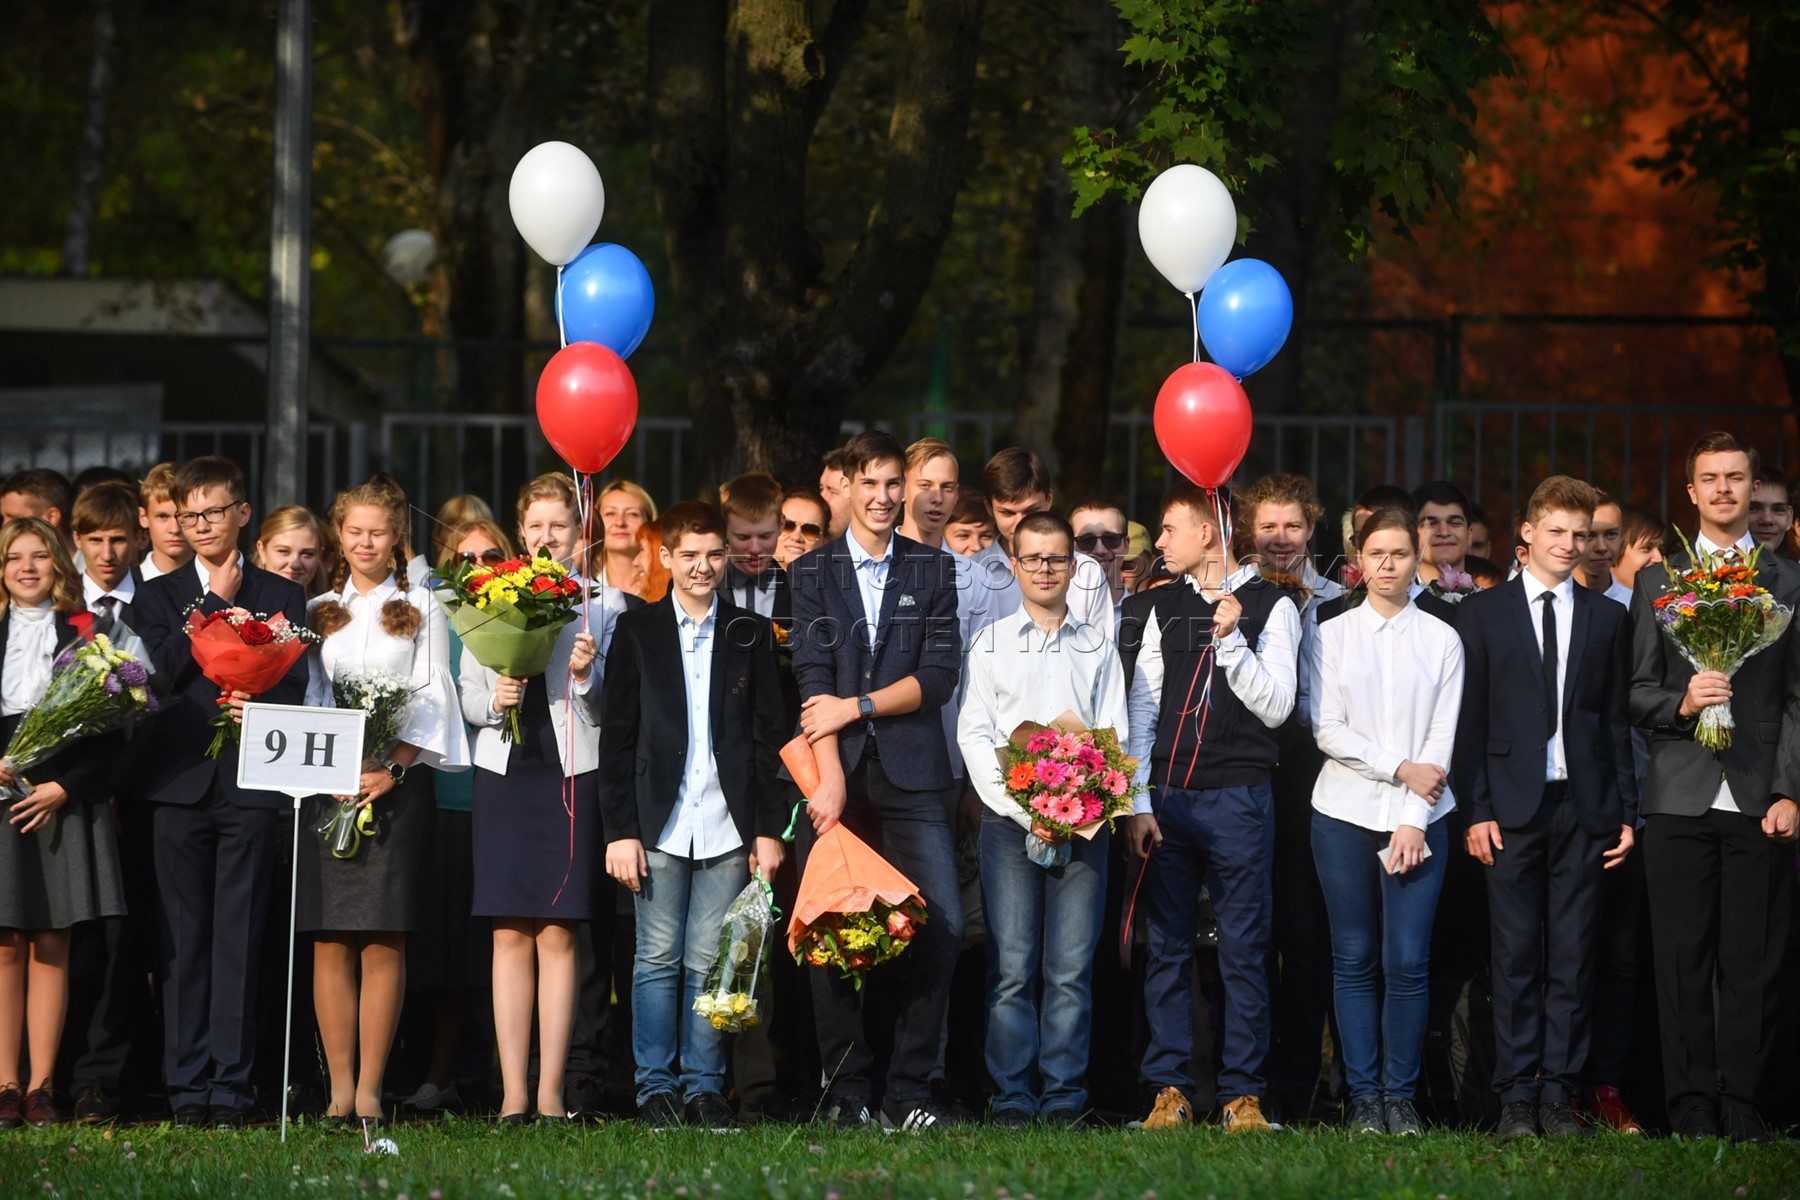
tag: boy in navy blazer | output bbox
[599,502,787,1130]
[787,430,963,1131]
[133,457,308,1126]
[1454,475,1637,1141]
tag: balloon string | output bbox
[550,471,595,909]
[556,264,568,350]
[1188,291,1198,364]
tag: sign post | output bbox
[236,702,365,1142]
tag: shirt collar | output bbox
[1696,531,1757,558]
[83,574,135,605]
[675,594,719,630]
[343,572,399,607]
[846,530,894,569]
[193,553,244,592]
[1183,561,1258,594]
[1353,595,1417,633]
[1012,604,1079,640]
[1519,568,1574,605]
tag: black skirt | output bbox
[409,807,490,990]
[470,675,599,921]
[296,768,434,933]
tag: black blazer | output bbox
[599,594,786,847]
[1629,549,1800,817]
[1452,574,1638,834]
[787,532,961,793]
[133,559,309,810]
[0,609,122,806]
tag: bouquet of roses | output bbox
[315,669,414,860]
[0,632,157,802]
[692,875,780,1031]
[999,713,1142,868]
[788,824,928,991]
[1652,533,1794,751]
[184,606,319,757]
[1427,565,1477,604]
[432,549,585,742]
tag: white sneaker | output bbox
[404,1081,460,1111]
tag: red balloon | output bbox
[536,341,638,473]
[1153,362,1252,488]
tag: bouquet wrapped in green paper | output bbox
[433,550,586,741]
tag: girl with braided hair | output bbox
[298,480,469,1125]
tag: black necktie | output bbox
[94,595,117,631]
[1540,591,1558,737]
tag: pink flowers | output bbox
[1025,730,1059,755]
[1044,791,1084,824]
[1102,769,1129,796]
[1001,720,1144,853]
[886,909,914,938]
[1075,745,1106,773]
[1035,759,1073,789]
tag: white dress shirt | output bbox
[138,557,172,583]
[82,573,136,612]
[1519,569,1575,783]
[727,566,778,618]
[957,607,1129,829]
[965,543,1115,643]
[846,530,893,650]
[304,574,470,770]
[1603,578,1632,608]
[193,553,246,600]
[1696,530,1759,814]
[1310,599,1462,832]
[1126,563,1302,812]
[655,596,743,857]
[1,603,58,716]
[1283,560,1346,733]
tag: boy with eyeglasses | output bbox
[957,512,1128,1127]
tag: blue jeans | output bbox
[1141,783,1274,1102]
[630,847,750,1104]
[1309,811,1448,1100]
[978,810,1109,1116]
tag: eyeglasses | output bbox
[1016,554,1074,572]
[1075,532,1126,552]
[782,518,824,539]
[457,548,507,565]
[174,503,245,529]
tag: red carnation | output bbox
[531,575,557,594]
[240,620,274,646]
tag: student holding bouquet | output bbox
[1303,508,1462,1135]
[599,502,786,1129]
[0,518,128,1127]
[299,480,469,1125]
[956,511,1128,1127]
[458,473,615,1125]
[133,456,309,1127]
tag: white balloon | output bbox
[1137,163,1238,295]
[508,141,606,267]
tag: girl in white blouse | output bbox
[300,481,469,1125]
[1305,506,1463,1136]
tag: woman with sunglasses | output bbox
[774,489,830,569]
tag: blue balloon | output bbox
[1197,258,1293,377]
[556,242,655,358]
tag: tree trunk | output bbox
[648,0,985,490]
[1745,6,1800,421]
[1052,194,1130,502]
[62,0,117,278]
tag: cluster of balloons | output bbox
[1137,163,1294,489]
[509,141,645,475]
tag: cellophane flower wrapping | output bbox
[692,877,779,1032]
[184,606,319,757]
[1652,534,1795,751]
[431,550,585,742]
[314,669,415,860]
[998,713,1142,869]
[1,632,158,798]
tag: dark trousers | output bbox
[1141,782,1274,1102]
[566,883,618,1079]
[1268,742,1333,1106]
[61,795,159,1098]
[1643,809,1793,1121]
[794,752,963,1109]
[1586,838,1645,1088]
[153,789,280,1113]
[1485,787,1607,1105]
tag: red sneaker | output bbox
[1586,1085,1643,1134]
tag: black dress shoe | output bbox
[208,1106,251,1128]
[0,1085,23,1128]
[1671,1104,1721,1140]
[1496,1101,1538,1140]
[73,1087,120,1124]
[172,1104,209,1128]
[1538,1101,1594,1139]
[1722,1102,1774,1143]
[498,1111,533,1127]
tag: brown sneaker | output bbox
[1140,1086,1194,1130]
[1222,1094,1272,1133]
[24,1087,60,1127]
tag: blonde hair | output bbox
[139,462,180,507]
[310,482,422,641]
[517,472,581,529]
[0,517,83,616]
[905,437,957,476]
[254,505,333,600]
[432,493,495,561]
[436,518,516,570]
[598,479,657,522]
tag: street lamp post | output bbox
[267,0,313,512]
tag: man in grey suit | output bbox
[1629,432,1800,1142]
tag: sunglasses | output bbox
[457,548,507,565]
[782,518,824,539]
[1075,532,1126,552]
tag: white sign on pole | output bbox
[237,702,366,799]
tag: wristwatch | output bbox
[381,759,407,784]
[857,694,875,721]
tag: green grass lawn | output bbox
[3,1120,1797,1200]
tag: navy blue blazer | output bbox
[1451,574,1638,835]
[133,559,310,810]
[787,531,961,793]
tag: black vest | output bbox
[1149,576,1295,792]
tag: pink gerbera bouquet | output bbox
[999,713,1141,868]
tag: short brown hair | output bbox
[843,431,907,480]
[1523,475,1599,527]
[720,472,783,523]
[1238,473,1325,528]
[905,437,957,477]
[173,456,246,508]
[140,462,180,508]
[1686,432,1759,484]
[821,446,853,476]
[1011,511,1074,555]
[1619,503,1667,552]
[782,487,829,528]
[660,500,727,551]
[1160,482,1221,530]
[517,471,580,529]
[947,492,995,529]
[983,447,1053,505]
[0,468,74,527]
[71,480,142,537]
[1354,506,1418,553]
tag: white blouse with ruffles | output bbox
[1,603,58,716]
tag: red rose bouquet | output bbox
[185,606,320,757]
[999,712,1141,868]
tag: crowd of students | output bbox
[0,428,1794,1143]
